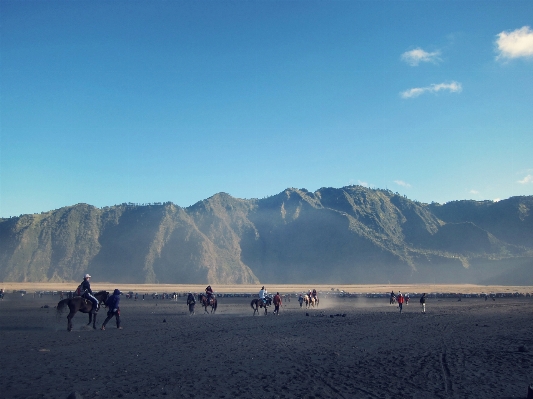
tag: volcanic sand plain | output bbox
[0,287,532,399]
[3,282,533,295]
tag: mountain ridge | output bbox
[1,186,532,285]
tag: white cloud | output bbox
[493,198,501,202]
[401,81,462,99]
[358,180,369,187]
[496,26,533,60]
[394,180,411,188]
[401,48,441,66]
[470,190,479,195]
[517,174,533,184]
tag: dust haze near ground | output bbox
[3,282,532,294]
[1,291,532,399]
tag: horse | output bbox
[250,297,270,316]
[198,294,217,314]
[309,295,319,307]
[303,294,310,308]
[56,291,109,331]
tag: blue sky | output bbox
[1,1,532,218]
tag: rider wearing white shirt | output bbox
[259,286,267,302]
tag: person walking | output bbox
[101,289,122,330]
[397,291,405,313]
[186,292,196,315]
[420,293,427,313]
[273,292,282,315]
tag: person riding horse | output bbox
[259,286,267,306]
[80,274,99,313]
[205,285,214,305]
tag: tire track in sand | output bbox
[440,345,453,396]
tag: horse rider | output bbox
[312,289,317,301]
[259,286,267,305]
[80,274,99,313]
[205,285,214,304]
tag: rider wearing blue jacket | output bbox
[101,289,122,330]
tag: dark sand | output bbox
[1,293,532,399]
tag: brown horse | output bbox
[56,291,109,331]
[198,294,217,314]
[250,297,271,316]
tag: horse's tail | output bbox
[56,298,69,319]
[214,299,218,311]
[250,299,255,309]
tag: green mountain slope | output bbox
[1,187,531,284]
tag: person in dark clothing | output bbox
[187,292,196,315]
[205,285,214,304]
[101,289,122,330]
[273,292,282,315]
[420,293,426,313]
[81,274,99,313]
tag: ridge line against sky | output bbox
[1,1,532,218]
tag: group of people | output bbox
[296,289,318,307]
[78,274,430,325]
[259,286,282,315]
[184,285,283,315]
[76,274,122,330]
[390,291,426,313]
[247,285,285,315]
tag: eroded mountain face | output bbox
[1,187,531,284]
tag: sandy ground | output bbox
[2,282,533,295]
[0,293,532,399]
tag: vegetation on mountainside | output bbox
[1,187,531,284]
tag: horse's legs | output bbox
[87,312,92,325]
[92,313,97,329]
[67,312,75,331]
